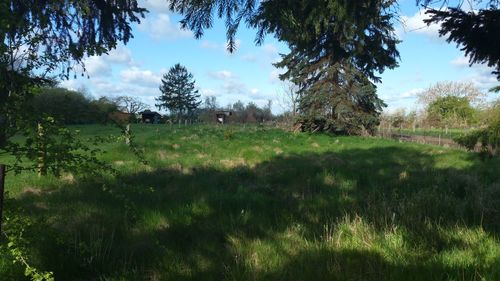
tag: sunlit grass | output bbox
[0,124,499,280]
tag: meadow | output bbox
[0,124,499,281]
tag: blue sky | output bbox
[60,0,498,114]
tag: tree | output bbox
[418,81,485,105]
[292,61,387,134]
[417,1,500,80]
[454,100,499,157]
[278,82,300,117]
[1,0,147,159]
[170,0,399,82]
[156,64,201,119]
[170,0,398,135]
[427,96,477,127]
[114,96,148,114]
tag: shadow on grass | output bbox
[5,145,500,280]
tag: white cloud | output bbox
[105,45,134,65]
[200,89,217,97]
[241,53,258,62]
[76,45,135,78]
[397,9,442,40]
[120,67,162,87]
[140,0,171,13]
[139,13,192,40]
[269,69,285,84]
[84,56,112,77]
[400,88,424,99]
[450,55,498,90]
[208,70,235,80]
[200,40,220,50]
[450,56,470,68]
[262,44,278,58]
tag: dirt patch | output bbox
[220,158,247,168]
[21,187,42,197]
[196,153,208,159]
[252,146,264,153]
[157,150,179,160]
[157,150,167,160]
[61,173,75,183]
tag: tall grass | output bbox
[0,124,499,280]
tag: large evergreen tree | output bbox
[169,0,399,134]
[282,57,386,134]
[156,64,201,119]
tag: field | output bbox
[1,124,499,281]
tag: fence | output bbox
[375,125,480,151]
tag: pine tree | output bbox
[169,0,398,135]
[280,52,386,135]
[156,64,201,119]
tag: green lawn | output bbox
[1,124,499,281]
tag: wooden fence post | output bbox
[0,164,6,234]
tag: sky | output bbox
[59,0,499,114]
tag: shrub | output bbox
[454,105,499,157]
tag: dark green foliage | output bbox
[0,0,146,151]
[170,0,400,82]
[6,117,113,176]
[169,0,258,52]
[254,0,400,82]
[427,96,476,126]
[29,87,119,125]
[0,1,146,79]
[286,60,386,135]
[156,64,201,119]
[170,1,398,134]
[454,101,500,156]
[197,98,274,124]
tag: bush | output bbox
[454,105,499,157]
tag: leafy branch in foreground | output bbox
[5,117,114,176]
[2,215,54,281]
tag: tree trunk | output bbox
[37,122,47,177]
[0,164,5,234]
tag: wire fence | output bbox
[375,125,480,151]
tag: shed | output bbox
[140,110,162,124]
[216,111,232,124]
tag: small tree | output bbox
[427,96,476,127]
[114,96,148,115]
[156,64,201,120]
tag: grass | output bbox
[1,124,499,280]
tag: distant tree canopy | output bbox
[156,64,201,119]
[29,87,120,125]
[197,97,274,124]
[417,81,485,106]
[427,96,477,127]
[114,96,148,114]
